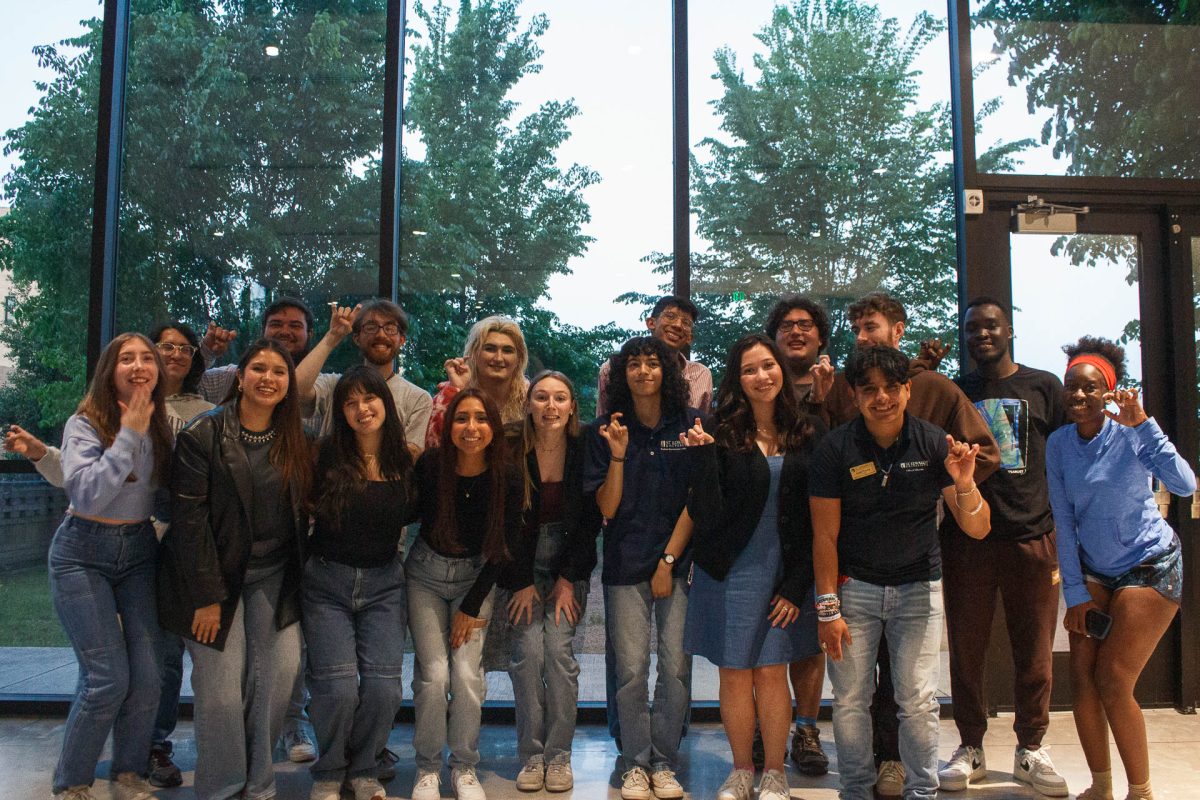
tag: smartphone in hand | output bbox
[1085,608,1113,640]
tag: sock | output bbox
[1083,769,1113,800]
[795,715,817,729]
[1126,778,1153,800]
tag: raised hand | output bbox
[119,385,155,435]
[202,322,237,358]
[920,338,950,368]
[809,354,835,402]
[326,303,361,342]
[444,357,472,389]
[1103,388,1148,428]
[598,411,629,460]
[678,416,713,447]
[944,435,980,488]
[4,424,49,461]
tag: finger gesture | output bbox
[678,416,713,447]
[598,412,629,460]
[920,338,950,368]
[119,385,155,435]
[327,303,360,341]
[1103,388,1148,428]
[202,322,237,358]
[809,354,835,402]
[943,435,979,486]
[4,425,49,461]
[444,357,471,389]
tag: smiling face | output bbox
[342,387,386,437]
[475,332,520,383]
[354,310,406,367]
[625,353,664,399]
[646,305,694,351]
[851,311,904,349]
[1063,363,1109,426]
[964,303,1012,367]
[113,338,159,404]
[852,367,910,427]
[450,396,494,455]
[774,308,821,368]
[155,327,195,386]
[239,349,290,412]
[528,376,575,436]
[739,343,783,404]
[262,305,310,360]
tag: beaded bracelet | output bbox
[817,610,842,623]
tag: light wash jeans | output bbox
[49,516,161,793]
[302,554,407,782]
[604,576,690,772]
[405,537,494,772]
[828,578,944,800]
[508,523,589,765]
[187,563,302,800]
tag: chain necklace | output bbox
[240,426,276,445]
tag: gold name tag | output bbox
[850,462,877,480]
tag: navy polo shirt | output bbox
[584,409,697,586]
[809,414,953,585]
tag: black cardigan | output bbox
[157,405,307,651]
[686,431,822,606]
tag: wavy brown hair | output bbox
[518,370,581,510]
[226,338,312,497]
[713,333,815,454]
[430,388,510,561]
[76,333,175,486]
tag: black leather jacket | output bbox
[157,404,307,650]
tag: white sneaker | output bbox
[544,762,573,792]
[650,767,684,799]
[412,770,441,800]
[758,769,790,800]
[515,757,544,792]
[716,768,753,800]
[349,775,389,800]
[1014,746,1069,797]
[875,760,905,797]
[283,728,318,762]
[451,767,487,800]
[309,779,342,800]
[111,773,159,800]
[620,767,652,800]
[938,745,986,790]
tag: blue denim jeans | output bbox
[508,524,589,765]
[302,554,407,782]
[187,563,302,800]
[405,537,494,772]
[49,516,161,793]
[604,576,690,772]
[152,631,185,749]
[828,578,943,800]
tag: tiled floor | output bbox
[3,710,1199,799]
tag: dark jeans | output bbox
[942,530,1059,748]
[152,632,185,749]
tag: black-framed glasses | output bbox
[156,342,198,357]
[777,319,816,333]
[360,322,401,336]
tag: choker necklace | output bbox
[240,426,276,445]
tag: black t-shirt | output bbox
[311,479,413,568]
[243,435,293,565]
[955,365,1065,540]
[809,414,953,585]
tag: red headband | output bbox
[1066,354,1116,391]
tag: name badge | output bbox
[849,462,877,480]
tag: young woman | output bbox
[49,333,174,800]
[502,372,601,793]
[1047,337,1195,800]
[145,321,215,788]
[407,388,523,800]
[425,316,530,449]
[304,366,416,800]
[682,333,823,800]
[158,338,312,800]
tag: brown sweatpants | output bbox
[941,528,1059,749]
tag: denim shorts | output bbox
[1084,535,1183,605]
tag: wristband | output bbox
[817,610,842,623]
[955,482,977,496]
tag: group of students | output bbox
[4,290,1191,800]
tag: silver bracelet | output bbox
[954,489,984,515]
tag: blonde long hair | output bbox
[462,315,530,423]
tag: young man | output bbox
[811,346,991,800]
[198,297,316,404]
[596,296,712,415]
[295,299,432,451]
[585,336,698,800]
[763,295,835,775]
[937,296,1068,795]
[821,291,999,796]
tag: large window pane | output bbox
[971,1,1200,179]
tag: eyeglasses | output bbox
[359,322,401,337]
[156,342,198,357]
[777,319,816,334]
[656,311,694,330]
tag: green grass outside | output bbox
[0,567,69,647]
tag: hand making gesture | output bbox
[809,354,835,402]
[444,357,472,389]
[678,416,713,447]
[325,303,361,344]
[598,411,629,461]
[118,385,155,435]
[1103,387,1148,428]
[202,322,237,358]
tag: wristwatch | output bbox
[660,552,676,566]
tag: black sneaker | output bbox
[147,746,183,788]
[790,725,829,776]
[377,746,399,782]
[751,727,765,769]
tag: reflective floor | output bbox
[2,710,1199,799]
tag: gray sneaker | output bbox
[349,775,388,800]
[516,757,545,792]
[716,768,753,800]
[412,770,441,800]
[282,728,318,762]
[309,779,342,800]
[544,762,574,792]
[111,773,159,800]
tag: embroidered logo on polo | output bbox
[899,460,929,469]
[658,439,686,451]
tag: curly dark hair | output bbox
[763,295,830,349]
[844,345,910,387]
[149,321,205,394]
[713,333,815,453]
[312,366,414,528]
[604,336,689,419]
[1062,336,1127,385]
